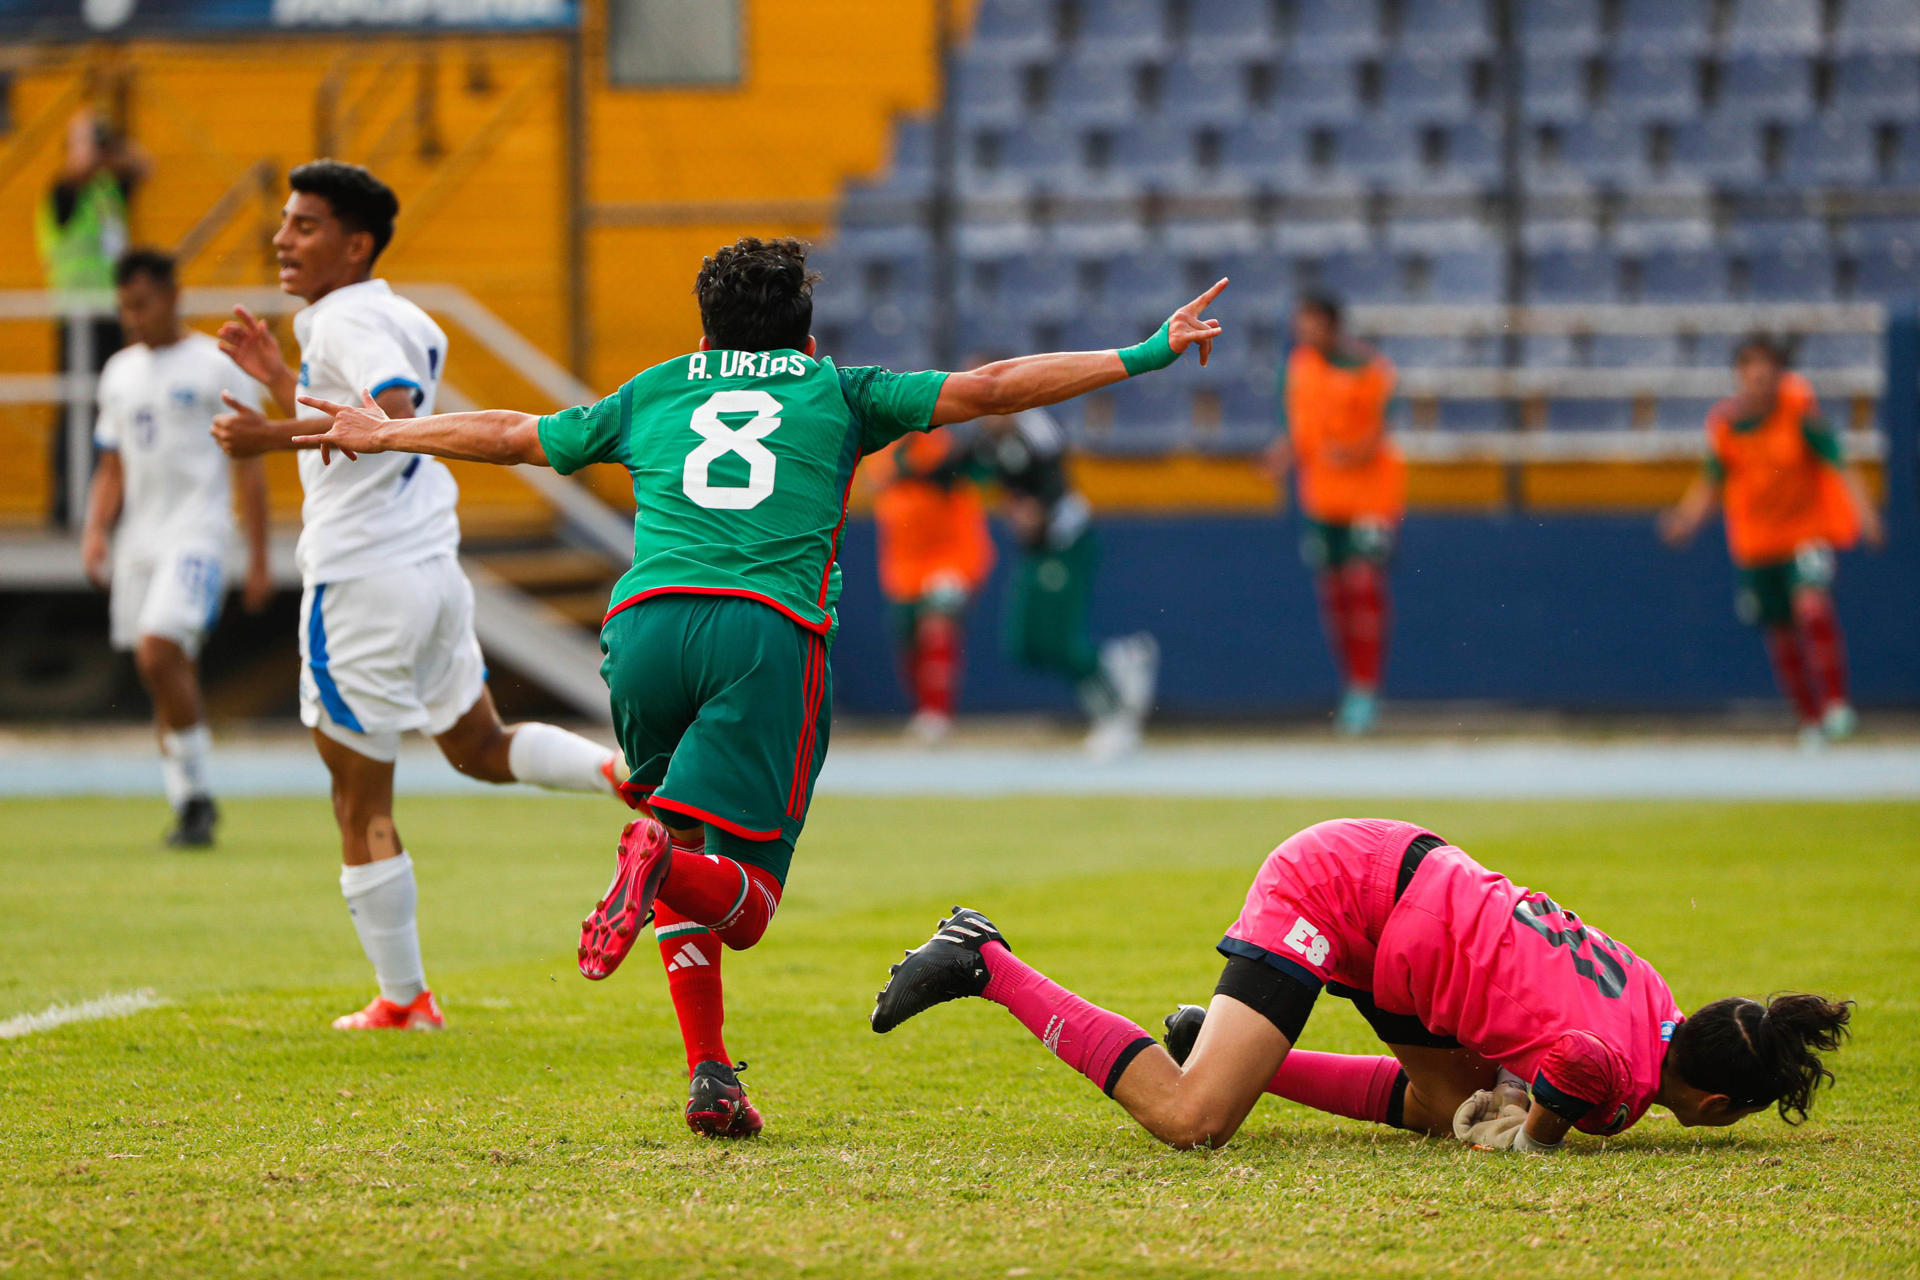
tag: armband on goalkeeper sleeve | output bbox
[1117,323,1177,376]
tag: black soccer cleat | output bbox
[165,795,218,849]
[870,906,1005,1034]
[685,1060,763,1139]
[1163,1003,1207,1066]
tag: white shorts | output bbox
[298,554,487,762]
[109,541,226,657]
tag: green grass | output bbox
[3,793,1918,1279]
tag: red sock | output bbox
[1763,624,1821,724]
[654,903,726,1075]
[1793,592,1849,711]
[1343,564,1387,690]
[656,847,783,951]
[1317,571,1352,684]
[912,613,960,716]
[1264,1050,1405,1126]
[980,941,1156,1096]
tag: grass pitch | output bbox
[3,792,1918,1279]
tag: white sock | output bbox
[507,722,618,794]
[159,724,212,809]
[339,854,426,1006]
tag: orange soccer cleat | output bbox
[331,990,444,1031]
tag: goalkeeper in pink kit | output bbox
[873,819,1851,1152]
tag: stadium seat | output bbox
[1725,216,1830,252]
[1515,0,1603,55]
[1380,53,1479,124]
[1436,398,1507,430]
[1525,247,1620,302]
[1376,334,1468,366]
[1687,332,1746,367]
[1331,115,1424,186]
[1289,0,1383,58]
[1160,216,1264,255]
[1605,52,1701,122]
[1106,379,1194,452]
[1522,216,1601,250]
[1218,381,1281,441]
[1849,237,1920,300]
[1427,246,1506,302]
[1716,53,1817,122]
[1440,115,1503,184]
[995,116,1084,187]
[1395,0,1495,56]
[1519,334,1579,366]
[1777,117,1879,188]
[1615,217,1719,251]
[971,0,1060,58]
[1074,0,1173,60]
[1386,217,1493,253]
[954,56,1033,129]
[1272,216,1372,256]
[1797,332,1879,367]
[1049,58,1142,125]
[1654,397,1721,431]
[1665,115,1766,185]
[1092,248,1185,312]
[832,316,932,370]
[1884,124,1920,186]
[1616,0,1712,53]
[1832,0,1920,53]
[1521,54,1590,123]
[1590,333,1681,367]
[1204,251,1296,319]
[1180,0,1280,53]
[1115,119,1203,190]
[1746,241,1839,301]
[1316,248,1408,302]
[1636,248,1732,302]
[1547,398,1634,430]
[1160,52,1252,126]
[1829,52,1920,123]
[1723,0,1824,53]
[1552,114,1651,185]
[1272,57,1364,125]
[1843,215,1920,254]
[1220,111,1312,188]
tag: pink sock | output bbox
[980,941,1155,1096]
[1265,1050,1405,1126]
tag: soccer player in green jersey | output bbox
[294,237,1227,1137]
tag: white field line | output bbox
[0,989,167,1040]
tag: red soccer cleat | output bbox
[685,1060,763,1139]
[578,818,672,981]
[332,989,444,1031]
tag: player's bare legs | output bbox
[434,687,625,794]
[1384,1043,1502,1135]
[132,634,219,846]
[1108,995,1293,1148]
[312,729,442,1031]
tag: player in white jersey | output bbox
[209,160,626,1032]
[81,248,272,847]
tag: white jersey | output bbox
[94,331,258,551]
[292,278,460,585]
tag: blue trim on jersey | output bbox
[306,584,364,733]
[399,456,421,486]
[1215,936,1326,991]
[368,376,424,410]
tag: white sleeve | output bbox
[328,312,427,408]
[93,361,126,449]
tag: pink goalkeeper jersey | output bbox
[1373,846,1684,1135]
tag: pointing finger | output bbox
[1190,277,1229,312]
[297,394,350,417]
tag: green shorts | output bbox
[599,593,831,883]
[1737,543,1835,627]
[1301,517,1396,571]
[1005,527,1101,683]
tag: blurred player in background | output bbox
[1661,335,1885,745]
[211,161,624,1033]
[80,248,271,847]
[869,431,994,742]
[962,390,1158,759]
[291,237,1228,1136]
[873,819,1852,1154]
[1263,295,1402,736]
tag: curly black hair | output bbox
[1669,992,1853,1124]
[694,236,818,353]
[290,159,400,264]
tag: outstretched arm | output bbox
[215,386,419,457]
[930,280,1227,426]
[1659,473,1719,547]
[293,391,548,467]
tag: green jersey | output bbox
[537,349,947,634]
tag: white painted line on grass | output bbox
[0,989,167,1040]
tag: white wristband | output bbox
[1513,1126,1565,1155]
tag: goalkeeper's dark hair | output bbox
[1735,332,1792,369]
[114,247,176,289]
[1296,291,1343,329]
[1669,993,1853,1124]
[695,236,818,353]
[289,159,399,264]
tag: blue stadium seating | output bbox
[1427,246,1507,301]
[954,55,1031,128]
[1515,0,1603,55]
[1206,252,1297,319]
[1844,216,1920,254]
[1290,0,1383,58]
[995,115,1082,187]
[1273,217,1373,255]
[1636,248,1732,302]
[1396,0,1495,56]
[1654,397,1720,431]
[1218,382,1281,440]
[1716,53,1817,122]
[1850,237,1920,300]
[1519,334,1579,366]
[1552,114,1650,185]
[1316,248,1407,302]
[1075,0,1172,60]
[1605,52,1701,122]
[1723,0,1824,54]
[1436,399,1507,430]
[1616,0,1712,53]
[1883,123,1920,186]
[971,0,1059,58]
[1110,117,1197,187]
[1105,379,1194,452]
[1833,0,1920,53]
[1387,216,1493,252]
[1746,241,1839,301]
[1049,57,1141,125]
[1525,247,1619,302]
[1377,335,1470,367]
[1777,117,1879,188]
[1547,398,1634,430]
[1160,53,1251,126]
[1665,115,1767,185]
[1219,111,1312,188]
[1442,115,1503,184]
[1272,57,1364,125]
[1092,249,1185,312]
[1380,53,1480,123]
[1180,0,1279,55]
[1332,115,1424,186]
[1590,334,1681,367]
[1797,332,1879,367]
[1521,54,1588,123]
[1829,52,1920,122]
[1725,216,1829,252]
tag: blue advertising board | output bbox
[0,0,577,38]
